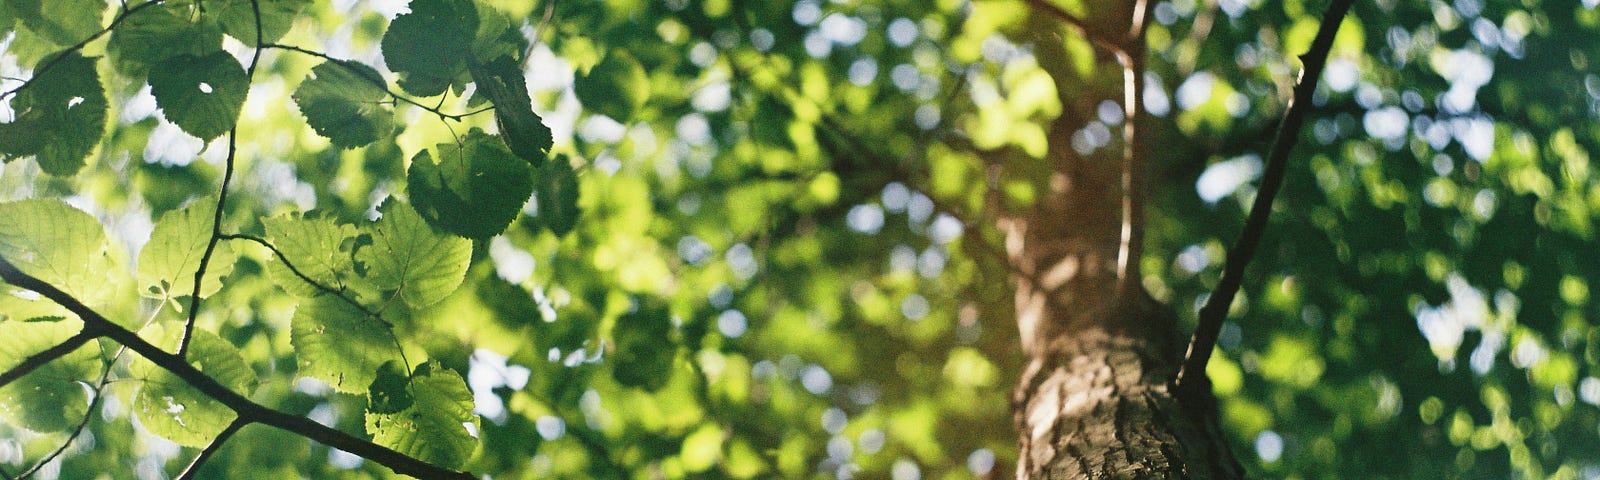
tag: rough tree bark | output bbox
[1001,1,1245,478]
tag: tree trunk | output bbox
[1002,6,1244,474]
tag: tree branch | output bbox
[1174,0,1354,395]
[0,329,97,390]
[1018,0,1127,53]
[0,0,165,101]
[175,418,247,480]
[0,256,476,480]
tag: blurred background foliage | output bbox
[0,0,1599,479]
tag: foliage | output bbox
[0,0,1598,479]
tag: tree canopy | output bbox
[0,0,1598,479]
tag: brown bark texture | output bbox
[1001,3,1244,477]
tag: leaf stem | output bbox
[262,43,495,122]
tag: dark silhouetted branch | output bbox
[0,256,476,480]
[1175,0,1355,395]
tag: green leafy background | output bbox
[0,0,1597,479]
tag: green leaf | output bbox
[468,3,525,62]
[573,49,649,122]
[207,0,310,46]
[0,52,107,176]
[106,1,223,78]
[262,212,360,298]
[132,323,254,447]
[0,199,116,303]
[289,296,401,393]
[4,0,104,46]
[148,51,249,141]
[408,129,534,239]
[0,319,96,433]
[138,201,234,300]
[292,60,394,149]
[467,55,551,165]
[610,300,674,391]
[368,360,414,414]
[355,199,472,309]
[365,361,478,470]
[380,0,477,97]
[537,154,581,237]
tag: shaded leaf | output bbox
[148,51,249,141]
[467,55,550,165]
[106,1,222,78]
[208,0,310,46]
[4,0,104,46]
[0,52,107,175]
[409,129,533,238]
[610,299,674,391]
[380,0,476,97]
[292,60,394,148]
[573,49,648,121]
[537,154,581,237]
[368,360,414,414]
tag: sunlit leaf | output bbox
[262,211,361,298]
[355,199,472,309]
[365,361,478,469]
[132,323,254,447]
[138,200,234,299]
[0,319,95,432]
[289,296,402,393]
[0,199,115,303]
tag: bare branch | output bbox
[175,419,247,480]
[0,329,96,390]
[0,0,166,101]
[0,256,476,480]
[1175,0,1355,395]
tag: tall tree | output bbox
[2,1,1599,479]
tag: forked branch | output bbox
[0,256,475,480]
[1175,0,1355,395]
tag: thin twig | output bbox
[0,255,476,480]
[8,354,119,480]
[1018,0,1127,53]
[0,330,98,390]
[1174,0,1354,395]
[179,0,268,358]
[1113,0,1151,299]
[175,418,247,480]
[520,0,559,69]
[0,0,166,101]
[262,43,495,122]
[219,234,377,317]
